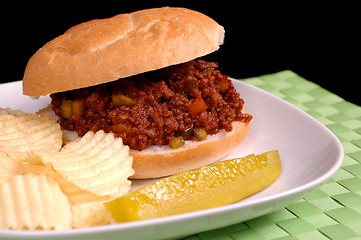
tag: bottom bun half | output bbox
[130,121,249,179]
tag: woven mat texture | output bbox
[184,70,361,240]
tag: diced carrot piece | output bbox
[189,96,207,118]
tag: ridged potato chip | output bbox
[1,153,118,229]
[0,151,113,207]
[0,108,62,164]
[39,130,134,198]
[0,173,72,230]
[1,107,134,230]
[0,152,19,185]
[72,201,116,228]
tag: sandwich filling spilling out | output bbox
[50,59,252,151]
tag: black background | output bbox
[3,2,359,105]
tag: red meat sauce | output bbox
[51,59,252,151]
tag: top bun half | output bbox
[23,7,225,96]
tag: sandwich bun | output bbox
[27,7,250,179]
[23,7,225,96]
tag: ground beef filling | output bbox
[51,59,252,151]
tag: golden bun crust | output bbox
[130,121,249,179]
[23,7,225,96]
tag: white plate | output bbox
[0,79,343,240]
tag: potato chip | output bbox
[0,108,27,117]
[72,200,116,228]
[0,108,62,164]
[0,151,112,208]
[0,173,72,230]
[0,152,21,185]
[0,107,135,230]
[0,152,60,188]
[39,130,134,198]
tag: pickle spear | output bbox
[104,150,282,222]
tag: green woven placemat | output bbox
[184,70,361,240]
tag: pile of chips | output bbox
[0,108,134,230]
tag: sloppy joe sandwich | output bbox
[23,7,252,179]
